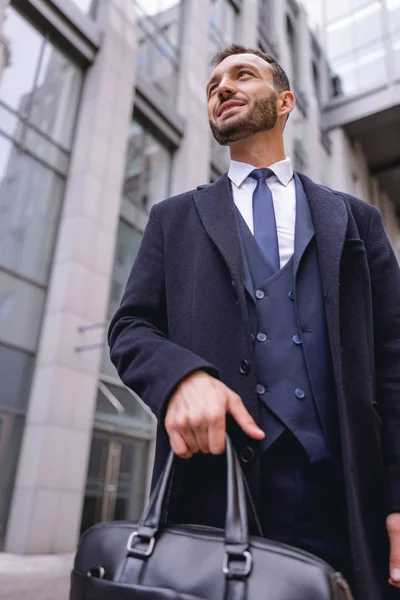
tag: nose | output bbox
[217,77,236,100]
[219,88,233,100]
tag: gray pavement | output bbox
[0,552,73,600]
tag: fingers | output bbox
[387,514,400,588]
[227,393,265,440]
[168,431,193,459]
[165,371,265,459]
[207,407,227,454]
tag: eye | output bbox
[209,83,218,94]
[238,70,252,78]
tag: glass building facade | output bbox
[325,0,400,97]
[0,3,83,546]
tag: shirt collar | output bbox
[228,157,293,188]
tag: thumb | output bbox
[227,394,265,440]
[387,514,400,585]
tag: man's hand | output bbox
[387,513,400,587]
[165,370,265,458]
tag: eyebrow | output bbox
[206,62,259,93]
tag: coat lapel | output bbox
[297,173,348,300]
[193,174,245,291]
[297,173,349,398]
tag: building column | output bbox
[5,0,137,554]
[169,0,211,194]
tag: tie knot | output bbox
[249,168,273,182]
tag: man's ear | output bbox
[280,91,296,120]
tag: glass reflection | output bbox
[0,5,82,151]
[0,134,64,285]
[0,8,43,115]
[123,119,171,211]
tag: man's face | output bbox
[207,53,279,146]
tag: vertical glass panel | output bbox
[0,6,44,116]
[123,120,171,211]
[69,0,97,15]
[354,47,387,90]
[0,345,34,411]
[30,42,83,150]
[108,221,143,319]
[0,271,46,352]
[331,59,358,96]
[354,5,383,49]
[114,439,149,522]
[0,414,24,548]
[327,24,354,60]
[136,1,180,104]
[136,0,181,16]
[326,0,353,22]
[286,17,297,79]
[80,437,109,533]
[210,0,237,45]
[388,3,400,35]
[393,38,400,77]
[0,134,64,285]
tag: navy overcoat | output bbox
[108,172,400,599]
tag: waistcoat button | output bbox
[295,388,306,399]
[292,333,302,345]
[288,290,295,301]
[240,446,255,463]
[255,289,265,300]
[256,384,266,395]
[240,360,250,375]
[256,332,267,343]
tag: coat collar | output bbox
[193,171,349,300]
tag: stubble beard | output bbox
[209,94,278,146]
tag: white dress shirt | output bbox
[228,158,296,268]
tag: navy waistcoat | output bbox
[235,174,335,461]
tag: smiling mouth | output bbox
[218,104,245,118]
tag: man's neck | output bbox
[229,130,285,168]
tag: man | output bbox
[108,44,400,599]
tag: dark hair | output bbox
[211,43,291,93]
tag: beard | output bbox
[209,93,278,146]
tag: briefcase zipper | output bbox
[335,572,353,599]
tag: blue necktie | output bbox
[249,168,280,271]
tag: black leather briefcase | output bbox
[70,438,353,600]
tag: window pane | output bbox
[0,413,24,547]
[123,119,171,211]
[69,0,97,15]
[0,135,64,284]
[0,7,44,116]
[114,439,149,522]
[31,42,83,150]
[0,271,46,352]
[136,2,180,104]
[109,221,143,319]
[0,345,34,410]
[95,384,154,432]
[210,0,237,46]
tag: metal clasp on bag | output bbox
[87,565,105,579]
[126,531,156,558]
[223,550,252,579]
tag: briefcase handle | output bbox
[129,437,260,563]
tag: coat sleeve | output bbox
[366,207,400,514]
[108,203,219,425]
